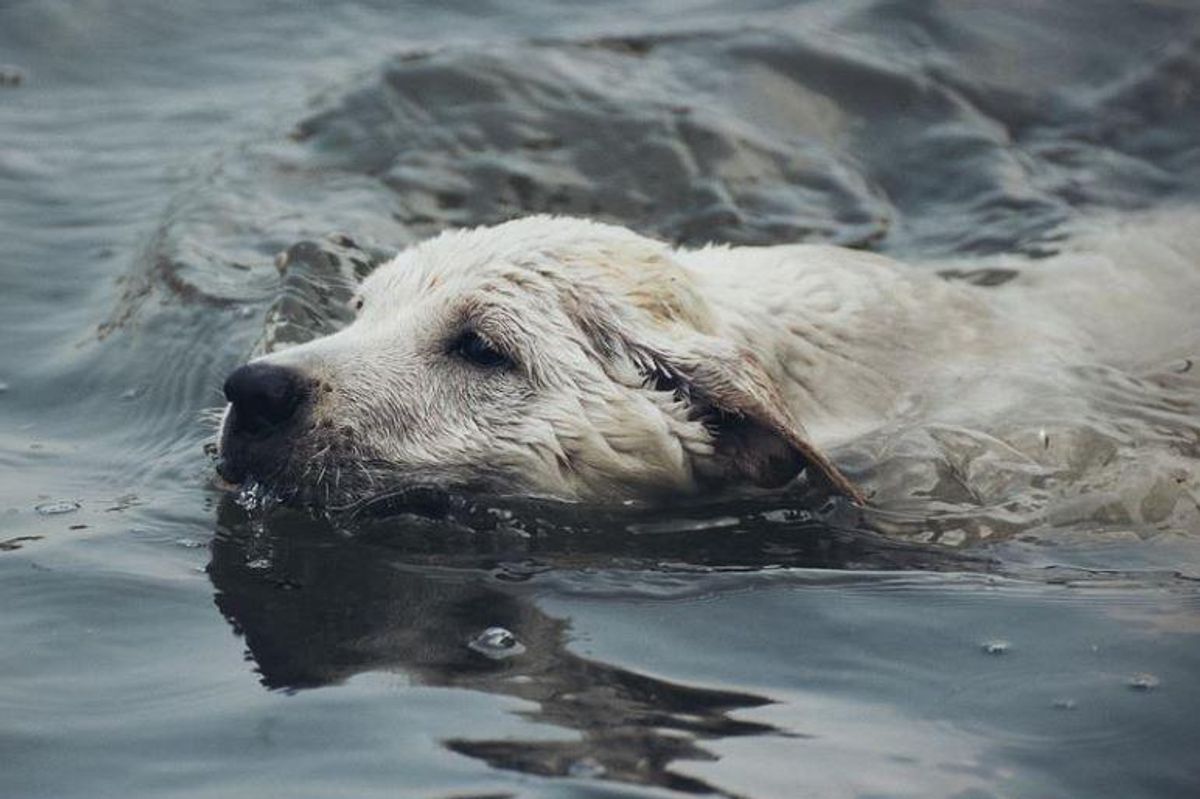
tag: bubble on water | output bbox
[35,500,80,515]
[981,639,1010,655]
[245,557,271,570]
[1127,672,1160,691]
[468,626,526,660]
[567,757,606,779]
[1051,698,1078,711]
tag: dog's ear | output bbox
[638,335,866,504]
[550,243,862,504]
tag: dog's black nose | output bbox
[223,363,308,434]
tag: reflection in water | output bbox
[208,494,979,793]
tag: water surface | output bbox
[2,2,1199,797]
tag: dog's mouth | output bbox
[212,419,536,512]
[211,465,244,492]
[211,455,518,513]
[212,451,365,510]
[213,444,250,487]
[213,404,316,500]
[212,413,475,510]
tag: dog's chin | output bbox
[213,436,316,505]
[213,447,522,512]
[213,452,251,487]
[215,417,328,504]
[211,469,243,493]
[212,464,354,511]
[215,421,554,510]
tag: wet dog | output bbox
[216,213,1199,507]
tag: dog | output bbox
[216,213,1199,508]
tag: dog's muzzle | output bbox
[217,362,312,484]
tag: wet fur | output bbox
[217,213,1199,508]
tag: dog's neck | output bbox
[681,244,997,444]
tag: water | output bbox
[3,1,1200,797]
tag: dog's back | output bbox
[676,208,1200,445]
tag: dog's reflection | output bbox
[208,491,982,792]
[208,498,788,793]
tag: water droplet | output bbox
[567,757,606,778]
[175,538,205,549]
[235,481,275,512]
[468,626,526,660]
[1127,672,1160,691]
[981,639,1010,655]
[35,500,80,515]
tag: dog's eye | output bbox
[453,330,511,369]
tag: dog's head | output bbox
[216,217,862,506]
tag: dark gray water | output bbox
[3,2,1200,797]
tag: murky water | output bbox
[3,2,1199,797]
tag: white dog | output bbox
[216,213,1198,508]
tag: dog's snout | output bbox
[223,363,308,434]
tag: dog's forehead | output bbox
[364,216,655,294]
[357,216,717,337]
[362,246,498,300]
[365,229,541,299]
